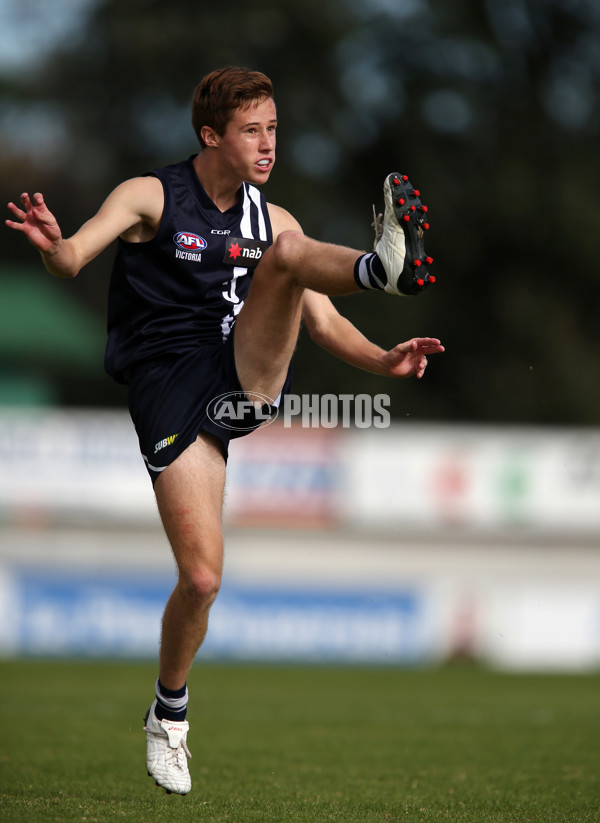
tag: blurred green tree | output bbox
[1,0,598,423]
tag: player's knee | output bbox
[180,564,221,608]
[269,229,305,277]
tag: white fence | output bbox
[0,409,599,534]
[0,410,599,669]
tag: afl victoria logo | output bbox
[173,231,207,251]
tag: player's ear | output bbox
[201,126,220,148]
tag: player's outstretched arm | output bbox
[6,192,68,273]
[6,177,163,278]
[302,290,444,379]
[379,337,445,379]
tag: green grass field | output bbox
[0,661,598,822]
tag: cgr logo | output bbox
[173,231,207,251]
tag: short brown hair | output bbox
[192,67,274,148]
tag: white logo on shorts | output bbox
[207,391,278,431]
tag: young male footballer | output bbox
[6,66,444,795]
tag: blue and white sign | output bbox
[2,567,435,664]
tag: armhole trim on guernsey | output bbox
[132,170,171,248]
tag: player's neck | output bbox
[192,153,241,213]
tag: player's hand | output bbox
[5,192,63,254]
[381,337,444,379]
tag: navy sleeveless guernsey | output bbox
[104,155,273,384]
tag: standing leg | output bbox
[154,433,226,690]
[144,432,226,795]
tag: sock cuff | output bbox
[154,678,189,721]
[354,254,369,290]
[354,253,386,290]
[156,678,188,706]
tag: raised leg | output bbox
[233,230,363,399]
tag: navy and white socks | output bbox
[353,252,387,291]
[154,678,188,722]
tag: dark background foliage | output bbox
[1,0,598,423]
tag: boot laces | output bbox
[166,736,192,771]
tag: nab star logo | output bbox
[223,236,269,268]
[173,231,207,251]
[228,242,242,260]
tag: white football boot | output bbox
[144,700,192,795]
[374,172,435,296]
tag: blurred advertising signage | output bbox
[346,426,600,533]
[0,409,153,522]
[0,568,433,664]
[205,583,432,663]
[226,424,343,528]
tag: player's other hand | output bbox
[382,337,444,379]
[5,192,62,253]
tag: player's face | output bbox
[218,97,277,184]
